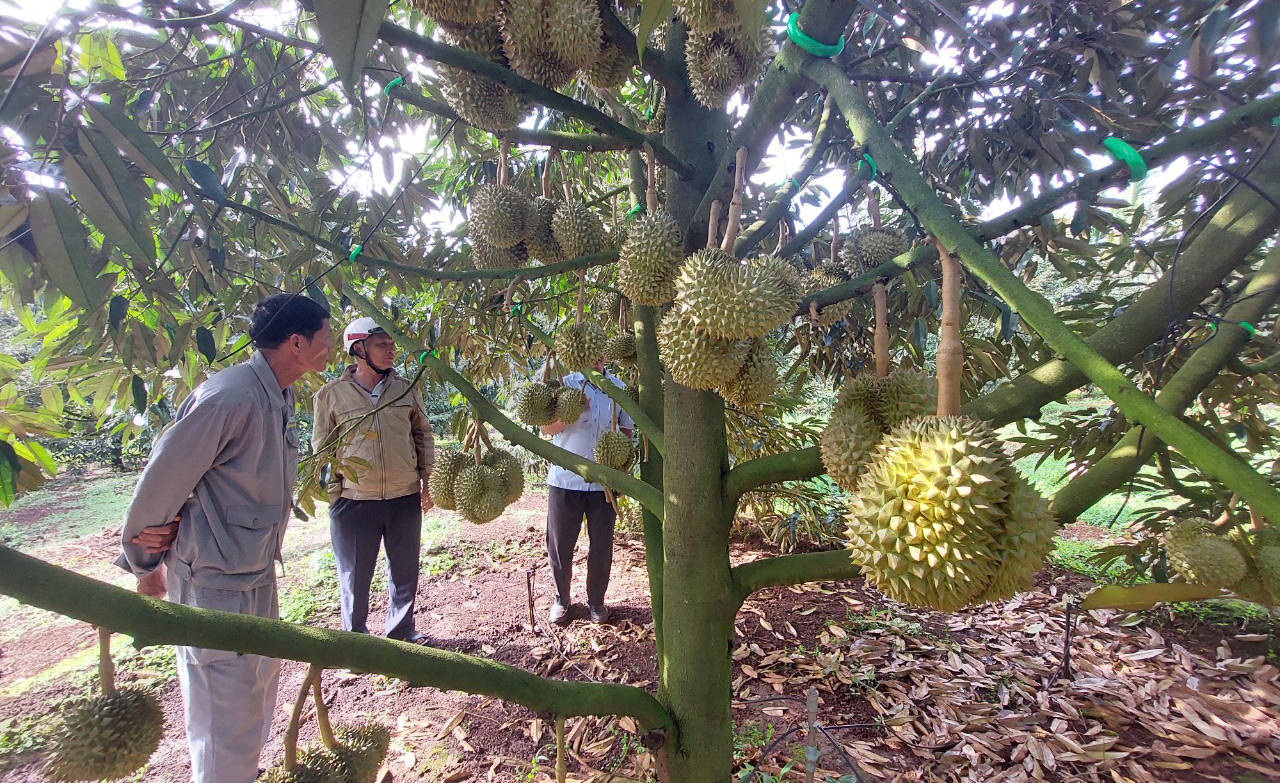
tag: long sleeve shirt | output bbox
[546,371,635,492]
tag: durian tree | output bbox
[1,0,1279,780]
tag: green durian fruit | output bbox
[583,40,632,89]
[720,338,778,407]
[44,688,165,782]
[673,0,737,35]
[875,368,938,429]
[684,24,769,108]
[617,209,683,306]
[258,746,346,783]
[603,333,638,364]
[471,239,528,270]
[819,403,880,492]
[453,462,493,511]
[439,24,530,132]
[556,322,607,371]
[846,415,1012,611]
[327,721,391,783]
[551,201,608,259]
[515,383,557,425]
[409,0,497,27]
[975,473,1057,603]
[593,430,634,471]
[428,448,468,511]
[523,196,563,262]
[1255,545,1280,598]
[834,375,881,424]
[673,248,796,340]
[657,311,751,391]
[546,0,603,70]
[1164,530,1249,589]
[483,449,525,505]
[554,385,589,423]
[470,183,527,250]
[499,0,576,88]
[841,228,908,273]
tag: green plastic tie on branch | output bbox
[1101,136,1147,181]
[383,76,404,96]
[626,203,645,222]
[418,349,438,363]
[786,13,845,58]
[787,177,801,191]
[1239,321,1257,338]
[347,244,363,264]
[856,153,877,182]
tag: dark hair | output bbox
[249,294,330,349]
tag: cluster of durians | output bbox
[43,687,164,781]
[674,0,774,107]
[468,182,609,271]
[429,447,526,524]
[410,0,637,132]
[258,721,391,783]
[820,372,1057,611]
[1162,520,1280,605]
[514,380,589,426]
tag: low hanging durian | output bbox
[593,430,635,471]
[469,183,527,250]
[617,209,683,306]
[553,385,589,423]
[427,448,468,510]
[1164,519,1250,590]
[523,196,563,262]
[555,322,607,372]
[551,201,609,259]
[515,382,557,425]
[657,310,749,390]
[603,332,638,365]
[719,338,779,407]
[672,248,799,340]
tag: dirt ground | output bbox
[1,474,1278,783]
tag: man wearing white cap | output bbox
[312,317,435,645]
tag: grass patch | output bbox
[281,549,340,625]
[0,473,138,550]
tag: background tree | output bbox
[0,0,1277,780]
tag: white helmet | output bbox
[342,317,386,354]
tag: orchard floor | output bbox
[1,471,1278,783]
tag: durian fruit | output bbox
[834,375,881,424]
[471,239,528,270]
[554,385,589,423]
[752,254,803,305]
[673,248,798,340]
[845,416,1012,611]
[874,368,938,429]
[720,338,778,407]
[470,183,527,250]
[1163,521,1249,590]
[657,310,750,390]
[673,0,736,33]
[409,0,497,28]
[546,0,603,71]
[483,449,526,504]
[583,39,632,89]
[1256,542,1280,599]
[603,332,638,365]
[499,0,576,88]
[617,209,683,306]
[326,721,391,783]
[439,24,530,132]
[259,748,345,783]
[799,269,853,327]
[555,322,607,371]
[515,383,557,425]
[523,196,563,262]
[44,688,165,782]
[841,227,908,274]
[974,474,1058,602]
[818,404,880,492]
[551,201,608,259]
[428,448,468,510]
[593,430,634,471]
[685,24,769,108]
[454,463,507,524]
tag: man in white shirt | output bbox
[538,357,634,624]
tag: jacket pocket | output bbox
[214,505,281,576]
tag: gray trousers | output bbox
[329,493,422,640]
[547,486,616,607]
[169,573,280,783]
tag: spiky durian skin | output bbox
[483,448,526,505]
[427,448,467,510]
[657,311,750,391]
[583,43,632,89]
[499,0,575,88]
[1165,530,1249,589]
[546,0,603,70]
[603,333,638,364]
[841,228,908,274]
[819,403,880,491]
[673,0,737,34]
[44,688,164,782]
[594,430,634,471]
[439,24,530,132]
[673,248,797,340]
[835,375,881,423]
[470,184,527,249]
[720,339,778,407]
[554,385,589,423]
[975,474,1057,603]
[455,464,506,524]
[875,368,938,429]
[523,196,563,262]
[618,209,683,306]
[327,721,391,783]
[452,462,491,511]
[551,201,608,259]
[259,746,347,783]
[516,383,557,425]
[846,416,1012,611]
[409,0,498,27]
[556,322,607,371]
[684,24,770,108]
[471,239,528,270]
[1253,545,1280,599]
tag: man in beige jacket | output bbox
[312,317,435,643]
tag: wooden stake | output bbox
[708,199,723,248]
[526,568,537,630]
[720,146,749,251]
[936,237,964,415]
[97,626,116,697]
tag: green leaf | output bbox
[131,374,148,414]
[78,33,125,80]
[85,101,182,188]
[1080,583,1224,611]
[196,327,217,363]
[732,0,768,37]
[312,0,390,103]
[185,160,227,204]
[0,442,18,507]
[636,0,673,64]
[27,192,104,309]
[62,135,155,263]
[109,295,128,330]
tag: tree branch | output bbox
[806,56,1280,524]
[375,22,694,179]
[0,544,674,733]
[731,549,860,603]
[1050,244,1280,524]
[724,446,821,506]
[340,285,666,516]
[776,169,866,257]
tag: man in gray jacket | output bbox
[117,293,331,783]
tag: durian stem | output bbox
[829,212,841,266]
[285,665,322,771]
[708,199,723,248]
[555,715,568,783]
[498,141,509,188]
[775,219,790,253]
[576,272,586,323]
[720,147,749,251]
[542,352,555,383]
[310,666,337,750]
[873,282,890,378]
[477,421,494,452]
[862,183,881,229]
[541,154,553,200]
[645,146,658,214]
[503,275,522,313]
[97,626,116,697]
[936,238,964,415]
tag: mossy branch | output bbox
[806,56,1280,524]
[731,549,860,603]
[0,545,674,733]
[724,446,822,506]
[340,286,665,516]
